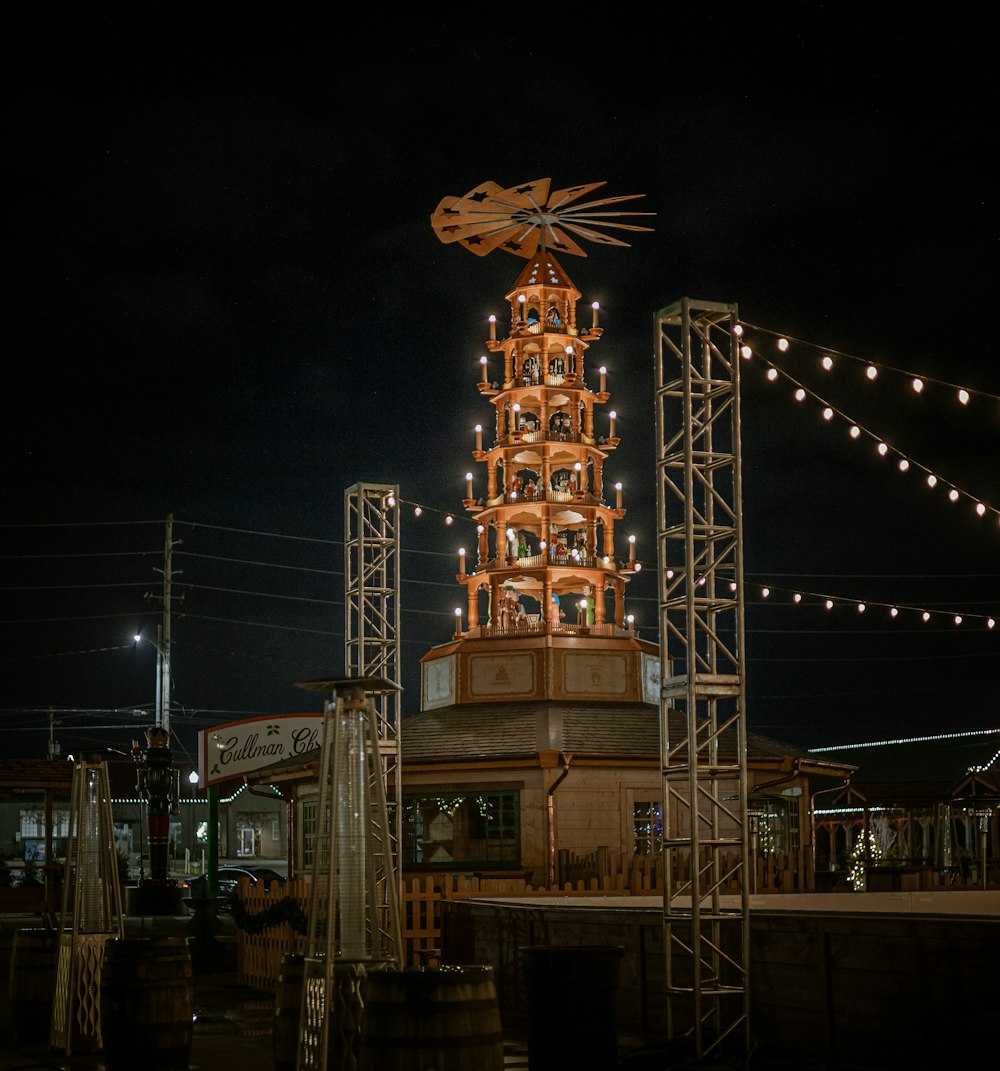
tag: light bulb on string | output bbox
[922,612,931,623]
[948,489,959,502]
[822,355,834,370]
[734,324,744,337]
[912,378,924,393]
[890,607,899,618]
[761,587,770,598]
[899,459,910,472]
[877,442,888,456]
[794,388,806,402]
[857,603,866,613]
[958,389,970,405]
[741,345,752,360]
[866,365,878,380]
[954,616,963,626]
[849,425,861,439]
[822,407,834,421]
[767,368,778,381]
[414,506,422,517]
[976,503,986,516]
[793,593,802,603]
[825,599,834,610]
[777,338,789,352]
[927,474,938,488]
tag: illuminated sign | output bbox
[198,713,323,786]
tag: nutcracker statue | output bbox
[127,724,184,914]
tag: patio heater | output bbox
[294,675,403,1071]
[50,753,124,1054]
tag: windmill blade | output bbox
[545,182,608,210]
[460,223,535,257]
[559,222,635,249]
[542,226,589,258]
[563,218,656,234]
[430,182,505,237]
[487,178,553,211]
[561,191,648,208]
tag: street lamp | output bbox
[133,625,172,733]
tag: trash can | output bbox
[520,945,624,1070]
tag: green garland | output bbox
[231,894,308,935]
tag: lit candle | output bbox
[489,315,496,341]
[600,366,607,393]
[615,481,623,509]
[480,356,488,383]
[475,424,482,451]
[459,547,466,573]
[465,472,473,499]
[628,534,636,561]
[609,411,616,437]
[592,301,600,329]
[454,607,462,635]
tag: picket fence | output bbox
[234,848,781,991]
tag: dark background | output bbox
[4,20,997,767]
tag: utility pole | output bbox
[150,514,178,732]
[47,707,60,759]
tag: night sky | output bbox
[4,23,997,766]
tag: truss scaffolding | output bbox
[654,298,751,1060]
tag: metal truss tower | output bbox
[343,481,401,884]
[654,298,751,1060]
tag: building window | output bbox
[402,791,519,869]
[633,801,662,855]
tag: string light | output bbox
[738,330,997,525]
[746,582,993,628]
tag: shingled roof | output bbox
[400,700,819,765]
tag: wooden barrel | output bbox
[8,927,58,1046]
[360,965,504,1071]
[273,952,304,1071]
[100,937,193,1070]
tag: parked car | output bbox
[180,865,286,912]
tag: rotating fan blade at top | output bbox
[430,177,654,258]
